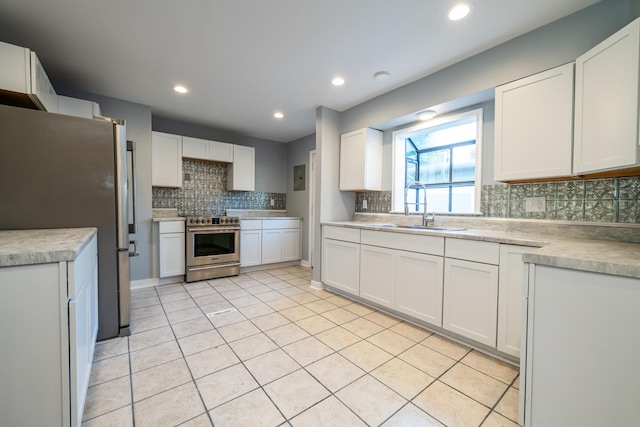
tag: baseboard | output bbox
[310,280,324,290]
[300,259,311,268]
[130,275,184,290]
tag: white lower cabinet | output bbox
[321,225,531,355]
[443,257,499,347]
[261,219,301,264]
[497,244,528,358]
[281,228,301,261]
[241,218,301,267]
[360,245,395,308]
[0,232,98,427]
[322,226,361,296]
[521,265,640,426]
[262,229,283,264]
[159,221,185,278]
[240,220,262,267]
[395,250,444,327]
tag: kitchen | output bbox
[1,0,640,426]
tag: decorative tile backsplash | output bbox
[152,160,286,215]
[355,177,640,223]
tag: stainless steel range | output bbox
[185,215,241,282]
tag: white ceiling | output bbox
[0,0,600,142]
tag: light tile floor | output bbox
[82,266,520,427]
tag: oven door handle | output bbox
[187,263,241,271]
[187,227,240,232]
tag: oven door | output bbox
[186,227,240,267]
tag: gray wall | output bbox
[153,116,287,193]
[286,133,315,263]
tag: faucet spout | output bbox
[404,181,434,226]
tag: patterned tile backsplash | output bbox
[355,176,640,223]
[152,160,286,216]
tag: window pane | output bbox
[406,160,417,185]
[451,185,475,213]
[419,150,450,184]
[426,187,450,212]
[452,144,476,182]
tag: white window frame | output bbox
[391,108,483,214]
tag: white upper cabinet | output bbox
[0,41,57,112]
[339,128,383,191]
[227,145,255,191]
[574,18,640,175]
[494,63,574,181]
[182,136,234,163]
[181,136,209,160]
[152,131,183,188]
[57,95,101,119]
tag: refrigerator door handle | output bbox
[127,140,138,235]
[129,240,139,257]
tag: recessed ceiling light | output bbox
[273,112,284,119]
[173,85,188,94]
[448,3,471,21]
[417,110,437,121]
[332,77,345,86]
[374,71,390,82]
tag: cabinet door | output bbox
[360,245,394,308]
[240,230,262,267]
[209,141,234,163]
[261,229,282,264]
[57,95,98,119]
[395,251,444,327]
[182,136,209,160]
[339,128,382,191]
[322,238,360,296]
[524,265,640,426]
[574,18,640,174]
[494,63,574,181]
[152,132,183,188]
[443,258,499,346]
[159,232,185,277]
[228,145,255,191]
[497,245,528,358]
[281,228,301,262]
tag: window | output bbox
[392,109,483,214]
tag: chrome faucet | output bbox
[404,181,435,227]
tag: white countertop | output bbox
[323,221,640,279]
[0,228,97,267]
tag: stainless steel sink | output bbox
[396,225,466,231]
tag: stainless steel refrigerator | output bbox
[0,104,137,340]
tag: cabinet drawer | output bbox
[361,230,444,256]
[159,221,185,234]
[323,226,360,243]
[241,219,262,230]
[445,238,500,265]
[262,219,300,229]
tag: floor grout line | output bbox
[86,266,520,426]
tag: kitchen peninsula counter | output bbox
[0,227,97,267]
[323,219,640,279]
